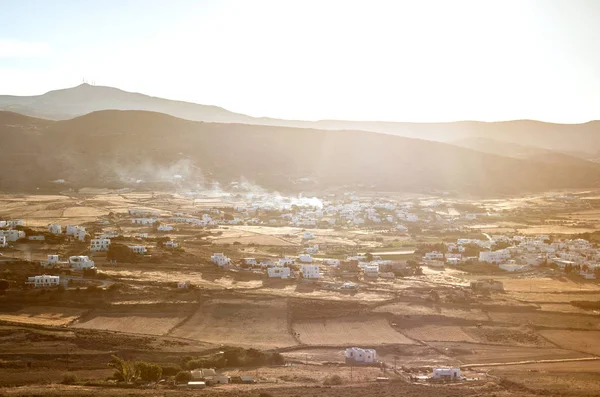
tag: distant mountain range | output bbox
[2,110,600,195]
[1,84,600,155]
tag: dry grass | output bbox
[488,311,600,330]
[71,312,187,336]
[373,302,488,321]
[169,299,297,349]
[540,330,600,355]
[401,325,477,342]
[0,307,85,326]
[292,317,416,345]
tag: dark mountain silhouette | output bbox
[2,84,600,155]
[1,110,600,195]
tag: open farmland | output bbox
[428,341,588,364]
[292,317,416,345]
[540,330,600,355]
[373,302,489,321]
[71,311,188,336]
[0,306,85,326]
[401,325,477,342]
[169,299,297,349]
[488,311,600,330]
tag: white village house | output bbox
[69,255,95,269]
[345,347,377,364]
[0,236,6,248]
[128,245,147,254]
[164,240,179,248]
[27,275,61,288]
[157,225,174,232]
[432,368,461,380]
[211,253,231,267]
[0,230,25,242]
[301,264,320,279]
[90,238,111,252]
[48,224,62,234]
[267,266,292,279]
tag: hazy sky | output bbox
[1,0,600,122]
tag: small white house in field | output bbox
[0,230,25,242]
[432,368,461,380]
[303,231,315,240]
[0,236,6,248]
[27,275,60,288]
[279,257,295,266]
[128,245,147,254]
[298,254,313,263]
[131,218,157,225]
[243,258,257,266]
[268,266,292,279]
[157,225,174,232]
[346,347,376,364]
[48,224,62,234]
[425,251,444,260]
[211,253,231,267]
[325,259,340,266]
[164,240,179,248]
[305,245,319,254]
[363,263,379,278]
[301,264,320,279]
[90,238,111,252]
[65,225,80,236]
[69,256,95,269]
[178,280,191,289]
[75,227,87,242]
[479,250,511,264]
[46,255,59,265]
[5,219,24,228]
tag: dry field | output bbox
[540,330,600,355]
[428,341,587,364]
[292,317,416,345]
[464,326,552,347]
[502,277,600,293]
[401,325,477,342]
[71,311,187,336]
[169,299,297,349]
[373,302,489,321]
[488,311,600,330]
[0,306,85,326]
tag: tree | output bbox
[107,243,136,263]
[136,361,163,382]
[108,355,138,383]
[365,252,374,262]
[175,371,192,384]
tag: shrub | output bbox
[323,375,344,385]
[175,371,192,384]
[160,363,181,377]
[135,361,163,382]
[62,373,78,385]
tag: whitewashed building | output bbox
[5,219,24,228]
[0,230,25,242]
[425,251,444,260]
[432,368,460,380]
[131,218,157,225]
[364,263,379,278]
[279,257,295,266]
[267,266,292,279]
[243,258,257,266]
[479,249,511,264]
[48,224,62,234]
[128,245,147,254]
[27,275,60,288]
[0,236,6,248]
[303,231,315,240]
[90,238,111,252]
[211,253,231,267]
[165,240,179,248]
[157,225,174,232]
[69,255,95,269]
[345,347,376,363]
[301,264,320,279]
[298,254,313,263]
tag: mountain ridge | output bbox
[2,84,600,154]
[1,109,600,195]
